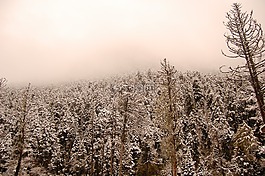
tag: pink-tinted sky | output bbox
[0,0,264,84]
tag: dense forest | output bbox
[0,59,265,175]
[1,3,265,176]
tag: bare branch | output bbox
[222,3,265,123]
[221,50,239,58]
[0,78,7,89]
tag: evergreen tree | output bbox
[232,122,264,175]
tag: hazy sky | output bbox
[0,0,265,84]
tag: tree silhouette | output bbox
[157,58,179,176]
[14,83,31,176]
[222,3,265,123]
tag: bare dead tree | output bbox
[158,58,178,176]
[14,83,31,176]
[118,96,129,176]
[222,3,265,123]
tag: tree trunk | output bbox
[171,157,177,176]
[118,114,127,176]
[167,69,177,176]
[118,142,125,176]
[235,6,265,123]
[14,148,23,176]
[247,57,265,122]
[223,3,265,124]
[118,97,128,176]
[161,59,178,176]
[110,131,114,176]
[14,84,30,176]
[110,147,114,176]
[90,113,95,176]
[171,134,177,176]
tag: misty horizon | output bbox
[0,0,265,85]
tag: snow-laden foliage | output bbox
[0,67,265,175]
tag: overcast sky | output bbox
[0,0,265,84]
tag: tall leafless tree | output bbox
[14,83,31,176]
[157,58,178,176]
[222,3,265,123]
[118,96,129,176]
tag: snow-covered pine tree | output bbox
[232,122,264,175]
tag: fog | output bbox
[0,0,264,84]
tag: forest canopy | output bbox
[0,66,264,175]
[1,3,265,176]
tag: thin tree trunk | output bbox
[100,141,105,175]
[14,147,23,176]
[118,97,128,176]
[14,84,30,176]
[170,132,177,176]
[166,70,177,176]
[171,158,177,176]
[118,115,127,176]
[235,8,265,123]
[248,57,265,122]
[110,131,114,176]
[118,142,125,176]
[90,113,95,176]
[14,127,25,176]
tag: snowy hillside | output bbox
[1,65,265,175]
